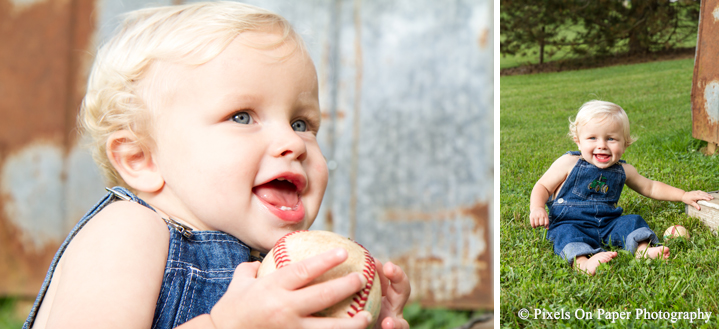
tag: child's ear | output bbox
[106,130,164,193]
[573,136,580,147]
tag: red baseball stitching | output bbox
[347,242,376,317]
[273,230,306,269]
[272,231,376,318]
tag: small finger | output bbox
[540,218,547,227]
[225,261,260,295]
[383,262,402,283]
[275,248,348,290]
[300,309,371,329]
[294,272,365,315]
[374,258,389,296]
[382,317,410,329]
[383,262,410,298]
[233,261,261,278]
[382,317,395,329]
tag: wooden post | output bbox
[707,142,718,156]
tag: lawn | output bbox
[500,58,719,328]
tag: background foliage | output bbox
[500,0,700,64]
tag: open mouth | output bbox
[594,154,611,163]
[253,175,306,222]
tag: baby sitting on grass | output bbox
[529,100,712,275]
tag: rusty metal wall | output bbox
[0,0,494,309]
[0,0,102,297]
[692,0,719,144]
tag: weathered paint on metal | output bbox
[308,0,492,308]
[380,202,491,308]
[2,142,66,250]
[0,0,100,296]
[692,0,719,144]
[2,0,493,310]
[222,0,495,309]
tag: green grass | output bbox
[404,303,485,329]
[0,298,26,329]
[500,58,719,328]
[499,45,576,69]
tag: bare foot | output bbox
[635,245,670,260]
[574,252,618,275]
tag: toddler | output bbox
[529,100,712,275]
[23,2,410,328]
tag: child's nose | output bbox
[271,125,307,161]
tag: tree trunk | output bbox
[628,27,651,54]
[539,26,545,64]
[627,1,650,55]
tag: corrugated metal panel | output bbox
[0,0,103,297]
[0,0,493,309]
[266,0,494,308]
[692,0,719,144]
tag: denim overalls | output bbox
[24,187,259,329]
[546,151,659,264]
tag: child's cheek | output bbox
[315,160,328,173]
[311,151,329,176]
[315,162,329,187]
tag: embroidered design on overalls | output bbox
[588,174,609,193]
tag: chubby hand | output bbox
[209,248,372,329]
[372,259,411,329]
[529,207,549,228]
[682,190,714,210]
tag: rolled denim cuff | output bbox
[625,227,660,255]
[560,242,604,265]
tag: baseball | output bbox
[257,230,382,327]
[663,225,690,240]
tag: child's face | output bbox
[147,30,327,252]
[574,117,627,169]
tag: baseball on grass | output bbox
[257,230,382,327]
[663,225,690,240]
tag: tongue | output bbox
[254,180,299,208]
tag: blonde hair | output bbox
[79,1,304,188]
[568,100,637,147]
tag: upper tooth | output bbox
[277,178,286,181]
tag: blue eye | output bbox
[231,112,251,124]
[292,120,307,132]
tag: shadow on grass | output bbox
[501,48,696,76]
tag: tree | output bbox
[500,0,701,62]
[571,0,700,55]
[500,0,572,64]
